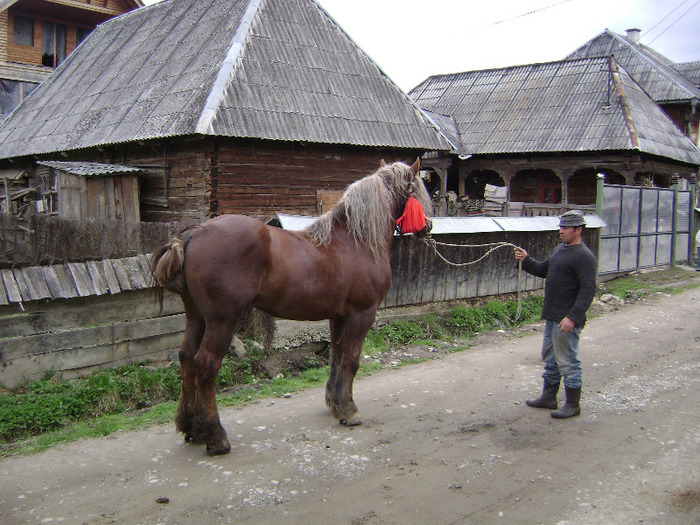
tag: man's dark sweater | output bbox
[521,242,597,326]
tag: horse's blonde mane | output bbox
[304,162,431,257]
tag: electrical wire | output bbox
[645,0,700,46]
[643,0,691,38]
[468,0,575,33]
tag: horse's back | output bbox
[183,215,273,309]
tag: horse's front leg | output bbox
[192,320,235,455]
[175,297,205,443]
[326,308,377,426]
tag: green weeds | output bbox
[603,266,699,299]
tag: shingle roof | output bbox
[409,56,700,165]
[565,29,700,104]
[0,0,451,160]
[673,61,700,87]
[37,161,142,177]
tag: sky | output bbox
[142,0,700,92]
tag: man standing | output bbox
[514,210,597,418]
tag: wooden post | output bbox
[596,173,605,268]
[690,174,697,264]
[671,174,679,266]
[595,173,605,217]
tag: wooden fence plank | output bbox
[67,262,95,297]
[1,269,22,303]
[0,289,183,339]
[121,256,147,289]
[86,260,109,295]
[0,277,7,305]
[11,268,31,301]
[0,313,186,360]
[22,266,51,300]
[0,331,182,387]
[52,264,79,299]
[101,259,121,294]
[136,254,154,286]
[109,260,133,291]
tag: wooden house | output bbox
[0,0,452,224]
[409,53,700,217]
[0,0,143,119]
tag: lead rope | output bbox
[422,237,524,320]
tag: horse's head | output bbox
[381,158,433,237]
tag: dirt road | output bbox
[2,275,699,525]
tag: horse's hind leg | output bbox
[192,318,236,455]
[325,318,343,409]
[175,296,205,443]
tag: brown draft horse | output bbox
[151,159,432,455]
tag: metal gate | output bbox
[598,184,692,274]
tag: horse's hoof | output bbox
[339,415,362,427]
[206,439,232,456]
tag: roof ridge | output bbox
[195,0,264,135]
[418,56,610,82]
[608,57,640,149]
[608,30,700,100]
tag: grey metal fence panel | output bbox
[599,237,619,273]
[639,235,657,266]
[600,184,692,274]
[602,186,622,235]
[656,234,672,265]
[621,188,640,235]
[640,189,658,233]
[658,190,674,232]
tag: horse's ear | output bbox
[411,157,420,175]
[380,159,387,167]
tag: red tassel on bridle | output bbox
[395,195,426,235]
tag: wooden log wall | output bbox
[214,141,417,220]
[122,141,211,223]
[65,138,418,223]
[0,289,183,389]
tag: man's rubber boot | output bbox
[551,386,581,418]
[525,380,559,409]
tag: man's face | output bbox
[559,226,581,245]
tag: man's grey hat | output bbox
[559,210,586,227]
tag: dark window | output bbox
[13,16,34,46]
[538,173,562,204]
[75,27,92,47]
[42,22,67,67]
[0,79,38,118]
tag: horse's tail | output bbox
[151,227,199,305]
[152,236,187,293]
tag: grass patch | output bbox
[603,266,699,299]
